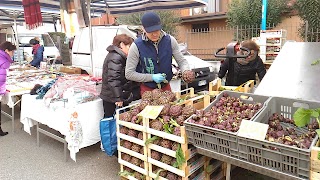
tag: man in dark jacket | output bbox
[125,11,190,94]
[218,40,266,86]
[99,34,137,118]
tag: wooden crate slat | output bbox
[148,157,186,177]
[118,120,146,132]
[146,126,186,144]
[119,159,148,175]
[118,146,147,162]
[148,144,197,160]
[117,133,145,146]
[148,144,176,158]
[176,88,195,99]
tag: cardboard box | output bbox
[59,66,81,74]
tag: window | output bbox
[192,23,209,31]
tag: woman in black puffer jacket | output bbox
[100,34,138,118]
[218,40,266,86]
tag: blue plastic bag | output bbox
[100,116,117,156]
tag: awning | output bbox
[93,0,207,15]
[0,0,60,23]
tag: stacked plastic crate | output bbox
[255,29,287,63]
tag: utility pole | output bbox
[261,0,268,30]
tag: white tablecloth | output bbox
[20,94,103,161]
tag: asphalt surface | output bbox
[0,105,119,180]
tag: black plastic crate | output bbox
[238,97,320,179]
[185,91,271,158]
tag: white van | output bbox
[72,25,137,77]
[17,33,61,62]
[3,26,61,62]
[72,25,215,91]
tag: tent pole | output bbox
[13,14,21,64]
[87,0,94,77]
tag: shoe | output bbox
[0,131,8,136]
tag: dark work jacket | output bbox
[135,34,173,89]
[100,45,137,104]
[30,46,44,68]
[218,56,266,86]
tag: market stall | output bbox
[115,42,320,180]
[19,75,103,161]
[183,42,320,180]
[3,64,57,132]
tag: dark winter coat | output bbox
[30,45,44,68]
[100,45,137,104]
[218,56,266,86]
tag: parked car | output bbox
[71,25,215,91]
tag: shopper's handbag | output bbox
[100,115,117,156]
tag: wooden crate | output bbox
[208,79,254,96]
[119,165,152,180]
[311,140,320,179]
[145,95,210,144]
[204,158,223,180]
[148,164,206,180]
[116,103,147,132]
[59,66,81,74]
[148,143,197,161]
[175,88,195,100]
[310,171,320,180]
[148,154,205,178]
[118,151,149,176]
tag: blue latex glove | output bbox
[152,74,165,83]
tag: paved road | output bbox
[0,106,119,180]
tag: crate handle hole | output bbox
[293,102,309,109]
[240,95,253,101]
[204,130,216,135]
[262,145,281,152]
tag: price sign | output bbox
[238,120,269,141]
[138,105,164,120]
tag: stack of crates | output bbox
[117,88,215,180]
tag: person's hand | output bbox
[115,101,123,107]
[152,74,166,83]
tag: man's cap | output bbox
[141,12,162,33]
